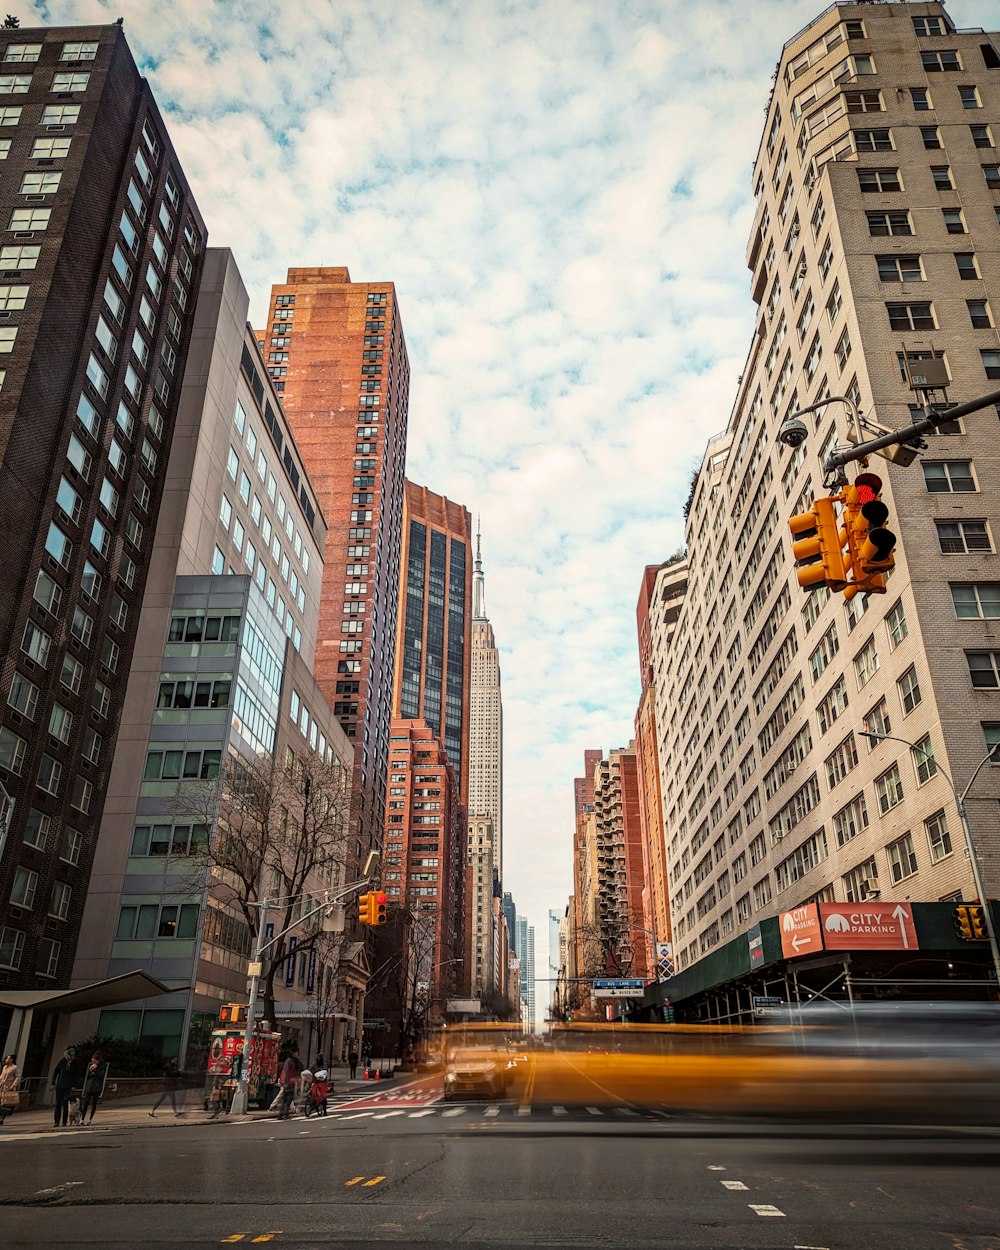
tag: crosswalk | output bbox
[327,1102,670,1124]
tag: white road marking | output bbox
[748,1204,786,1217]
[0,1132,74,1142]
[371,1111,404,1120]
[585,1106,604,1116]
[484,1106,500,1117]
[408,1109,436,1118]
[337,1112,374,1120]
[441,1108,466,1117]
[794,1245,830,1249]
[516,1105,531,1116]
[552,1106,568,1116]
[614,1107,639,1116]
[707,1165,726,1172]
[721,1180,749,1191]
[33,1182,84,1195]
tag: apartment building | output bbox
[0,23,206,988]
[653,1,1000,973]
[260,267,410,864]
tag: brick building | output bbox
[0,22,206,988]
[259,267,409,864]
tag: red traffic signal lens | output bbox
[375,892,387,905]
[854,472,882,506]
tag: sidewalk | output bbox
[0,1074,408,1136]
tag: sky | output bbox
[31,0,1000,1013]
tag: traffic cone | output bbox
[362,1068,369,1079]
[374,1068,381,1080]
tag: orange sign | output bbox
[818,902,918,951]
[779,903,823,958]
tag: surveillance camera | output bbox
[778,416,808,449]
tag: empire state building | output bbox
[468,526,504,875]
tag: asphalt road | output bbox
[2,1093,998,1250]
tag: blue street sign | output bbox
[593,978,645,989]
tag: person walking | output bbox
[148,1056,183,1117]
[0,1054,19,1125]
[50,1047,76,1127]
[276,1043,302,1120]
[79,1052,108,1125]
[348,1048,359,1080]
[361,1045,372,1075]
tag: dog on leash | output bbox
[68,1094,82,1126]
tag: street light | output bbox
[858,729,1000,990]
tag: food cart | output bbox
[205,1027,281,1111]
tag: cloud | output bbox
[30,0,1000,1002]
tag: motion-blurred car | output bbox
[442,1045,513,1101]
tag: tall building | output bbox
[467,526,503,872]
[393,481,472,800]
[71,250,359,1062]
[260,267,409,862]
[514,914,535,1029]
[594,747,651,981]
[383,720,467,1011]
[467,813,497,1000]
[569,748,602,996]
[547,907,561,1017]
[0,22,207,988]
[653,0,1000,975]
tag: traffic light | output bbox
[954,904,988,941]
[358,891,373,925]
[845,472,895,598]
[219,1003,248,1025]
[788,496,847,592]
[372,891,388,925]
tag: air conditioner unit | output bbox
[860,878,880,899]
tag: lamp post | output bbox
[230,873,374,1116]
[859,729,1000,990]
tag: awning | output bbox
[0,969,182,1013]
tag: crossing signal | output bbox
[954,904,988,941]
[219,1003,248,1025]
[788,496,847,592]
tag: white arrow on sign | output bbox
[892,904,910,948]
[791,933,813,952]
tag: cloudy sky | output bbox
[33,0,1000,1004]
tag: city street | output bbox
[2,1082,998,1250]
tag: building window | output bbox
[875,764,904,815]
[920,126,942,150]
[887,833,918,884]
[955,252,981,280]
[968,299,993,328]
[971,125,994,148]
[942,207,967,234]
[910,87,931,111]
[912,733,937,785]
[898,664,922,713]
[967,651,1000,689]
[866,210,911,236]
[51,72,90,92]
[843,857,879,904]
[959,85,982,109]
[937,519,991,554]
[49,880,72,921]
[858,168,901,193]
[922,460,975,492]
[856,128,893,153]
[952,584,1000,618]
[0,727,26,775]
[854,637,878,688]
[983,164,1000,189]
[925,809,953,862]
[886,302,934,331]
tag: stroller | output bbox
[304,1069,330,1117]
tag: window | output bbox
[967,299,992,329]
[143,747,222,782]
[49,880,72,921]
[887,833,918,884]
[0,243,38,270]
[923,460,975,493]
[858,168,901,192]
[952,584,1000,618]
[115,903,200,941]
[910,733,937,785]
[886,302,934,331]
[875,764,904,815]
[0,74,31,94]
[866,210,911,236]
[835,328,851,372]
[36,753,61,796]
[921,51,960,72]
[61,41,98,60]
[971,124,993,148]
[885,599,908,648]
[833,793,869,848]
[910,87,931,111]
[954,252,980,281]
[898,664,922,713]
[4,43,41,62]
[967,651,1000,689]
[9,206,50,231]
[44,521,72,568]
[877,255,922,283]
[51,72,90,92]
[942,207,966,234]
[0,727,26,775]
[937,519,991,554]
[959,85,982,109]
[983,164,1000,189]
[845,90,882,113]
[856,128,893,153]
[920,126,942,150]
[925,809,953,862]
[41,103,79,124]
[19,170,61,196]
[854,636,878,688]
[11,866,38,909]
[33,570,61,615]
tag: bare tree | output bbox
[182,746,354,1028]
[372,908,437,1059]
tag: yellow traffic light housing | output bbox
[839,473,896,600]
[372,891,388,925]
[788,496,847,592]
[358,891,373,925]
[954,904,987,941]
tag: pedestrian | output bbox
[148,1056,183,1117]
[276,1043,302,1119]
[50,1047,76,1127]
[348,1048,359,1079]
[79,1052,108,1125]
[0,1053,19,1125]
[362,1045,372,1074]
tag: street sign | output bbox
[779,903,823,958]
[752,995,785,1019]
[594,986,643,998]
[593,978,645,989]
[818,901,918,951]
[656,942,674,982]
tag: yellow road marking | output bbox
[363,1175,385,1187]
[251,1236,282,1244]
[344,1176,365,1186]
[220,1238,246,1245]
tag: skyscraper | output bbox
[651,0,1000,975]
[260,267,409,859]
[393,481,472,800]
[0,22,207,988]
[515,914,535,1029]
[468,526,503,851]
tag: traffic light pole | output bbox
[230,875,376,1116]
[860,732,1000,994]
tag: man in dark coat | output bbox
[50,1047,76,1127]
